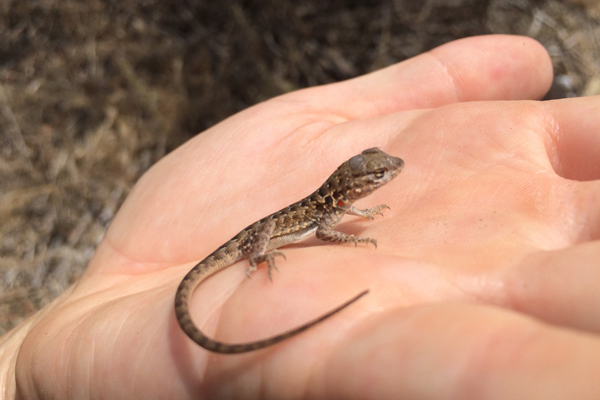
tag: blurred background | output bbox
[1,0,599,334]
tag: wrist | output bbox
[0,318,37,400]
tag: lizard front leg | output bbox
[346,204,389,219]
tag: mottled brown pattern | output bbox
[175,148,404,354]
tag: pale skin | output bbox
[2,34,600,399]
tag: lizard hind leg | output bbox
[246,218,286,280]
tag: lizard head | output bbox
[342,147,404,201]
[312,148,403,207]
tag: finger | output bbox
[501,240,600,333]
[320,304,600,400]
[542,95,600,181]
[292,35,552,119]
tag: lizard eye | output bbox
[373,169,386,179]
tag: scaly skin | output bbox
[175,148,404,354]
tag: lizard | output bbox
[175,147,404,354]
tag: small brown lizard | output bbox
[175,148,404,353]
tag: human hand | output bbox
[4,34,599,399]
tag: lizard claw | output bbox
[248,250,286,281]
[371,204,390,218]
[245,263,257,278]
[266,250,286,281]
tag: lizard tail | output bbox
[175,279,368,354]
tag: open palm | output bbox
[7,35,600,399]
